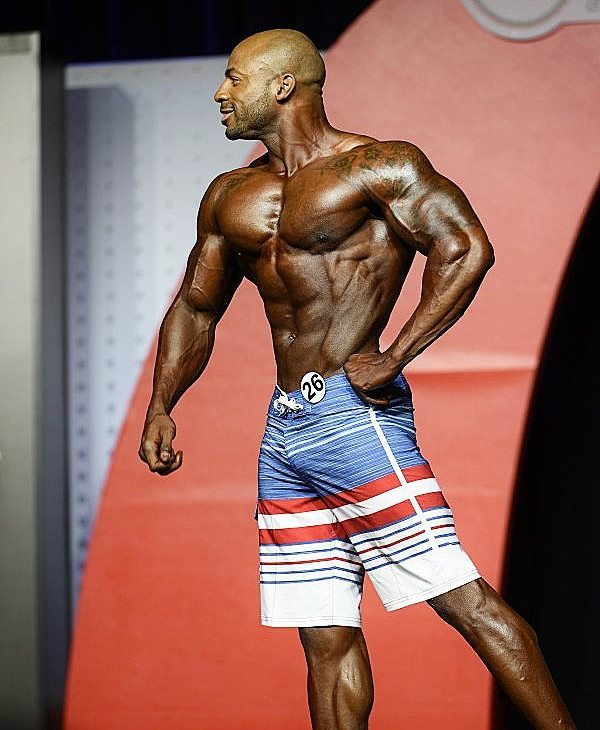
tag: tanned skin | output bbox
[139,29,575,730]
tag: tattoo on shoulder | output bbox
[321,148,362,178]
[220,172,247,193]
[320,141,428,197]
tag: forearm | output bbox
[388,235,494,370]
[146,297,218,420]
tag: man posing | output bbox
[139,29,574,729]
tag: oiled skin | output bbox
[214,140,451,388]
[143,136,492,437]
[139,140,576,730]
[216,141,419,386]
[137,28,576,729]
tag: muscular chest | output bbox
[215,167,370,255]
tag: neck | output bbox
[260,99,340,175]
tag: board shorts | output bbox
[256,370,480,628]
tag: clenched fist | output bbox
[139,413,183,476]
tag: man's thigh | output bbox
[287,382,481,612]
[256,409,366,628]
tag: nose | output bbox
[214,82,228,104]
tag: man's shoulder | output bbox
[353,139,430,170]
[307,138,431,203]
[321,138,432,180]
[338,140,437,202]
[211,165,257,189]
[200,165,257,206]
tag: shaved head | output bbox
[231,29,325,92]
[214,29,327,140]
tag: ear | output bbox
[275,73,296,102]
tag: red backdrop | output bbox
[64,1,600,728]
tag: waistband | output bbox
[269,370,410,419]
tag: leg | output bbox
[298,626,374,730]
[427,578,576,729]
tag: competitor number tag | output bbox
[300,371,326,404]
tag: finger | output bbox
[157,450,183,477]
[159,434,174,464]
[151,458,172,474]
[343,360,364,378]
[146,447,171,472]
[350,372,389,392]
[141,438,161,468]
[353,387,389,407]
[159,448,173,464]
[148,457,166,472]
[361,383,393,405]
[363,395,390,407]
[170,450,183,471]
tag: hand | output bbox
[343,351,401,407]
[138,413,183,476]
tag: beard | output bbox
[225,87,272,140]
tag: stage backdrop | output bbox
[64,1,600,728]
[64,57,254,605]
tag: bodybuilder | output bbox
[139,29,575,729]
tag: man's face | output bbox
[214,48,277,140]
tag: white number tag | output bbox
[300,371,326,404]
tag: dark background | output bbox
[493,183,600,728]
[1,0,373,60]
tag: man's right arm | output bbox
[139,177,242,474]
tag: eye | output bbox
[231,77,240,85]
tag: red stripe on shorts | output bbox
[257,495,329,515]
[260,555,363,567]
[402,463,434,482]
[258,464,434,516]
[341,499,416,536]
[259,520,349,546]
[416,492,448,511]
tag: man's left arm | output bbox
[345,141,495,404]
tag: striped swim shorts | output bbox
[256,370,480,628]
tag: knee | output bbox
[299,626,358,667]
[427,580,486,631]
[428,579,538,645]
[428,578,493,631]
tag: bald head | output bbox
[231,29,325,92]
[214,29,327,140]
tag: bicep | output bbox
[179,183,243,315]
[179,232,242,315]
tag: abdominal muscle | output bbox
[262,261,408,392]
[271,325,382,392]
[244,222,415,392]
